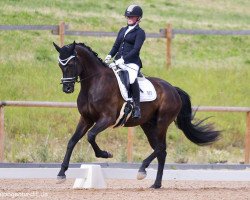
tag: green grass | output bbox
[0,0,250,163]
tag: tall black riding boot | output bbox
[131,79,141,119]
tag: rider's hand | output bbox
[108,62,116,68]
[104,55,112,63]
[115,58,124,66]
[115,58,126,70]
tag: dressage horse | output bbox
[53,41,220,188]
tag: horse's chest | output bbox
[77,98,98,117]
[77,95,89,114]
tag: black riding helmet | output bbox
[124,5,143,19]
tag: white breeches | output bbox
[122,63,139,84]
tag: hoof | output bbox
[107,152,113,158]
[56,175,66,184]
[137,171,147,180]
[150,184,161,189]
[96,151,113,158]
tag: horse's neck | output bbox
[76,47,106,88]
[78,48,105,79]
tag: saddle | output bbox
[112,67,157,128]
[117,70,145,97]
[112,68,157,102]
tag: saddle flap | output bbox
[117,70,130,93]
[112,68,157,102]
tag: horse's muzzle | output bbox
[61,77,76,93]
[62,83,75,93]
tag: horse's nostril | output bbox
[67,87,71,91]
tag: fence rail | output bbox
[1,22,250,68]
[0,101,249,164]
[0,25,69,31]
[2,24,249,37]
[173,29,250,36]
[0,101,76,108]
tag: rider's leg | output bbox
[126,64,141,119]
[131,79,141,118]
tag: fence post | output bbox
[245,112,250,164]
[0,106,4,161]
[166,23,172,69]
[59,21,65,47]
[127,127,134,163]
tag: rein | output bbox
[76,71,103,83]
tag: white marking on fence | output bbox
[0,168,87,179]
[73,165,106,189]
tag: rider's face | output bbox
[126,16,138,25]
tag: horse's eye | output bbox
[67,63,74,68]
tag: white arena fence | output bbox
[0,163,250,189]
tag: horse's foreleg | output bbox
[87,117,114,158]
[57,117,93,182]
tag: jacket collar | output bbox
[124,24,139,35]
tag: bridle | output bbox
[58,52,102,85]
[58,52,80,84]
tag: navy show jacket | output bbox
[109,25,146,68]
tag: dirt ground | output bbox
[0,179,249,200]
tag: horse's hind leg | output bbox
[139,122,167,189]
[153,144,167,188]
[137,123,157,178]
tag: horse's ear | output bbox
[53,42,61,53]
[72,41,76,49]
[69,41,76,53]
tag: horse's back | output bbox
[147,77,180,99]
[147,76,182,114]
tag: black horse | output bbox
[53,41,220,188]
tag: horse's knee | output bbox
[87,131,96,143]
[67,131,85,150]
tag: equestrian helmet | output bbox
[124,5,143,18]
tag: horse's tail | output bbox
[174,87,221,146]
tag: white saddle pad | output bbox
[112,68,157,102]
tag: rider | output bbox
[105,4,146,119]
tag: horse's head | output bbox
[53,41,79,93]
